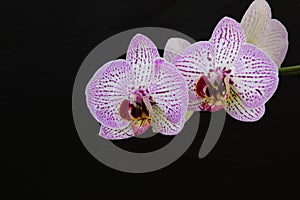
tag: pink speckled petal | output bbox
[86,59,133,129]
[240,0,271,44]
[148,58,188,124]
[172,41,214,110]
[151,105,185,135]
[225,85,265,122]
[210,17,246,71]
[99,124,134,140]
[188,98,207,111]
[126,34,159,90]
[163,38,191,62]
[232,44,278,108]
[256,19,288,67]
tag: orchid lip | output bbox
[119,90,154,135]
[194,67,232,112]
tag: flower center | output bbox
[195,68,231,112]
[119,90,154,135]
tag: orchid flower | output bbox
[85,34,188,140]
[171,17,278,122]
[241,0,288,68]
[164,0,287,122]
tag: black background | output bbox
[3,0,300,199]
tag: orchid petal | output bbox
[255,19,288,67]
[232,43,278,108]
[240,0,271,44]
[225,85,265,122]
[210,17,246,71]
[151,105,185,135]
[126,34,159,90]
[187,98,207,111]
[163,38,191,63]
[86,60,133,129]
[99,124,134,140]
[172,41,214,110]
[148,58,188,124]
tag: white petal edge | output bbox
[240,0,271,44]
[99,124,134,140]
[163,38,192,63]
[255,19,288,67]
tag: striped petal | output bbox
[163,38,191,63]
[148,58,188,124]
[86,60,133,129]
[210,17,246,72]
[100,124,134,140]
[232,44,278,108]
[225,85,265,122]
[151,105,185,135]
[255,19,288,67]
[240,0,271,44]
[126,34,159,90]
[172,41,214,110]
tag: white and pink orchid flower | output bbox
[164,0,288,122]
[241,0,288,68]
[86,34,189,140]
[171,17,279,122]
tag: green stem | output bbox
[279,65,300,76]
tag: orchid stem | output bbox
[279,65,300,76]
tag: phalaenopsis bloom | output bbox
[240,0,288,68]
[86,34,188,139]
[170,17,279,122]
[164,0,288,122]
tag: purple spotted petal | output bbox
[240,0,271,44]
[231,43,278,108]
[85,60,133,129]
[172,41,214,110]
[210,17,246,72]
[163,38,191,62]
[225,85,265,122]
[187,98,207,111]
[100,124,134,140]
[255,19,288,67]
[151,105,185,135]
[148,58,188,124]
[126,34,159,90]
